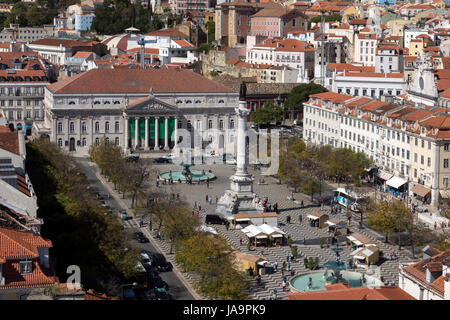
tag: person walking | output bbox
[260,248,264,256]
[299,214,302,224]
[301,200,304,208]
[287,215,291,224]
[206,180,210,188]
[273,261,278,272]
[215,196,218,204]
[282,280,286,292]
[194,201,197,209]
[206,194,209,202]
[198,204,202,211]
[240,238,243,246]
[139,218,143,228]
[209,196,212,205]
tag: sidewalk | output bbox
[89,161,203,300]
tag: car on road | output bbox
[155,287,170,300]
[152,157,171,164]
[223,154,237,165]
[415,205,429,213]
[135,231,149,243]
[140,252,152,269]
[151,253,172,272]
[161,154,177,161]
[205,214,227,225]
[152,274,168,290]
[126,154,140,162]
[120,210,132,220]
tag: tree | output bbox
[175,233,249,299]
[365,199,404,243]
[308,13,342,29]
[250,101,283,125]
[205,21,215,43]
[284,82,328,113]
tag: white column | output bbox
[124,116,129,151]
[236,100,249,176]
[164,117,169,150]
[144,117,149,150]
[173,117,178,149]
[155,116,159,150]
[134,117,139,148]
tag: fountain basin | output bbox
[159,170,215,182]
[290,270,383,292]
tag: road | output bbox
[74,157,194,300]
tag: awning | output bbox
[325,221,336,226]
[347,236,363,246]
[271,234,283,238]
[376,170,393,181]
[411,184,431,198]
[353,255,366,260]
[256,235,268,239]
[235,218,251,222]
[440,190,450,199]
[386,176,407,189]
[307,215,320,220]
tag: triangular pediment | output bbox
[126,97,178,115]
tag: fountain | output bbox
[159,162,215,182]
[290,242,383,292]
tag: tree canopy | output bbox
[284,82,328,112]
[250,101,283,125]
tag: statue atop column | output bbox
[239,81,247,101]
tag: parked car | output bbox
[416,205,429,213]
[155,287,171,300]
[151,253,172,272]
[126,154,140,162]
[205,214,227,225]
[152,274,168,290]
[152,157,171,164]
[161,154,177,160]
[120,210,132,220]
[135,231,149,243]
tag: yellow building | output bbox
[430,0,446,9]
[341,6,359,24]
[386,19,409,37]
[410,39,425,57]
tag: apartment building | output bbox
[0,52,53,134]
[0,24,56,43]
[303,91,450,207]
[354,33,378,66]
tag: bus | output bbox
[334,188,366,212]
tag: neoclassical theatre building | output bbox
[35,68,239,153]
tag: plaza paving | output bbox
[143,161,420,300]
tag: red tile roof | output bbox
[0,227,52,259]
[0,129,19,155]
[172,39,195,48]
[29,38,95,47]
[287,286,415,300]
[47,68,234,94]
[420,115,450,129]
[309,91,353,103]
[145,28,188,38]
[1,260,55,289]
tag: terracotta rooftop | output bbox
[1,260,55,290]
[420,115,450,129]
[145,28,189,38]
[29,38,95,47]
[47,68,234,94]
[402,249,450,297]
[0,226,52,260]
[287,286,415,300]
[309,91,353,103]
[0,129,19,155]
[172,39,195,47]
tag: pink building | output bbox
[250,8,308,38]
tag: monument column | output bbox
[135,117,139,148]
[144,117,149,150]
[124,116,129,151]
[155,116,159,150]
[236,100,249,176]
[173,117,178,148]
[164,116,169,150]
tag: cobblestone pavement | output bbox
[146,162,420,300]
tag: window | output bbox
[428,157,431,167]
[26,110,31,119]
[230,119,235,129]
[208,119,213,129]
[428,141,431,150]
[421,155,424,165]
[414,153,417,162]
[187,120,192,131]
[421,140,424,148]
[196,120,201,130]
[95,122,100,133]
[105,121,110,133]
[95,138,100,145]
[177,120,182,129]
[219,119,224,130]
[34,110,39,119]
[17,111,22,120]
[81,122,87,133]
[407,151,410,160]
[57,138,62,147]
[57,122,62,134]
[19,261,33,275]
[414,168,417,178]
[69,122,75,134]
[115,121,119,133]
[444,159,449,169]
[115,137,119,146]
[445,143,450,151]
